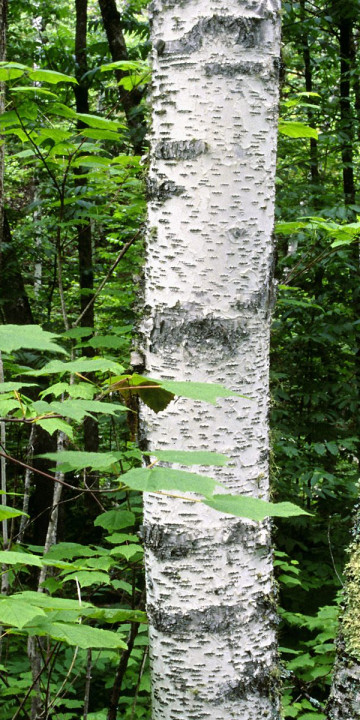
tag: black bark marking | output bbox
[147,176,186,203]
[215,665,276,703]
[142,520,272,559]
[149,310,248,357]
[148,597,277,635]
[154,139,208,161]
[205,61,273,79]
[140,524,194,559]
[163,15,265,56]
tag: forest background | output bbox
[0,0,358,719]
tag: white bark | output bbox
[142,1,281,719]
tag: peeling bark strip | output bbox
[143,1,281,719]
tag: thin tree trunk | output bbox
[338,12,355,207]
[28,432,66,719]
[0,213,34,325]
[142,2,281,718]
[98,0,146,153]
[74,0,99,458]
[17,426,36,544]
[300,0,320,196]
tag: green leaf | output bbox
[36,418,74,440]
[0,551,42,567]
[0,506,29,522]
[0,67,25,80]
[40,382,96,400]
[10,86,58,98]
[75,113,120,131]
[100,60,143,72]
[80,128,123,141]
[39,450,121,472]
[35,399,126,424]
[105,533,139,544]
[156,379,244,405]
[38,128,74,144]
[121,466,223,497]
[84,556,113,570]
[100,608,147,624]
[44,543,99,560]
[129,378,174,413]
[61,571,111,588]
[109,544,143,561]
[142,450,229,466]
[13,591,93,610]
[84,335,128,350]
[94,510,135,531]
[275,221,309,235]
[0,382,37,393]
[116,375,244,412]
[47,102,78,119]
[37,621,127,649]
[204,495,311,521]
[28,69,77,84]
[0,398,22,414]
[0,325,66,354]
[0,598,45,629]
[278,121,319,139]
[26,357,124,376]
[71,155,111,169]
[61,327,93,339]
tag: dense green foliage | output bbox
[0,1,359,719]
[273,1,360,716]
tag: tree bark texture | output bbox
[142,2,281,719]
[326,512,360,719]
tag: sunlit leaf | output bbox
[278,121,319,139]
[142,450,229,466]
[121,466,223,497]
[0,506,29,522]
[25,357,125,376]
[39,450,120,472]
[0,325,66,354]
[204,495,311,521]
[0,599,45,629]
[94,510,135,531]
[28,69,77,84]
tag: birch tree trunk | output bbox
[142,1,281,719]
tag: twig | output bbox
[130,646,148,720]
[83,649,92,720]
[107,622,140,720]
[327,519,344,587]
[73,227,143,327]
[17,425,36,543]
[12,642,60,720]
